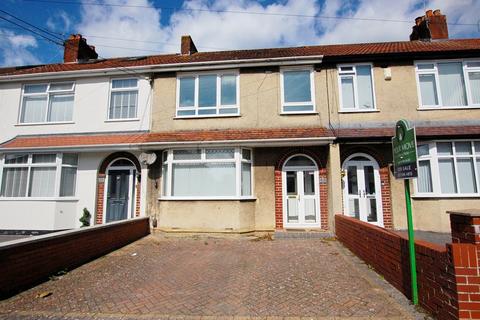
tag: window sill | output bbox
[0,197,80,202]
[15,121,74,127]
[158,197,256,202]
[104,118,140,123]
[412,194,480,199]
[174,114,241,119]
[338,109,379,114]
[417,106,480,111]
[280,111,318,116]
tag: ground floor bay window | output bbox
[415,140,480,196]
[161,148,252,199]
[0,153,78,198]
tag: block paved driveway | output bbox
[0,235,425,320]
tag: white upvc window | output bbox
[161,147,253,199]
[0,153,78,198]
[20,82,75,124]
[415,141,480,197]
[280,67,316,113]
[415,60,480,109]
[109,78,139,120]
[337,64,376,111]
[176,71,239,117]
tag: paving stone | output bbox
[1,235,427,319]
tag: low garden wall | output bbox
[0,217,150,298]
[335,212,480,320]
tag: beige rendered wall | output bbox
[327,143,342,230]
[152,67,326,132]
[324,62,480,127]
[391,178,480,233]
[151,62,480,133]
[145,148,278,233]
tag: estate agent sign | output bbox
[392,119,418,179]
[392,119,419,306]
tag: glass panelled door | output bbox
[283,155,320,228]
[343,156,383,227]
[105,167,135,223]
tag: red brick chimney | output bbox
[63,34,98,63]
[181,35,198,55]
[429,9,449,40]
[409,9,449,41]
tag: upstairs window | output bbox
[177,71,239,117]
[416,61,480,108]
[280,68,315,113]
[20,82,75,124]
[109,78,138,120]
[338,64,376,111]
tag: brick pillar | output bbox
[448,210,480,319]
[380,166,393,229]
[274,170,283,229]
[95,173,106,224]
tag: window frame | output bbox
[175,70,240,118]
[19,82,76,125]
[280,66,316,114]
[414,140,480,198]
[0,153,79,200]
[107,77,140,121]
[160,147,254,200]
[415,59,480,109]
[337,63,377,112]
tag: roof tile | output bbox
[1,39,480,77]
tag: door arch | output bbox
[282,154,321,228]
[342,153,383,227]
[103,158,137,223]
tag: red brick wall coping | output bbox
[336,212,480,320]
[335,214,458,319]
[0,217,150,299]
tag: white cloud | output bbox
[316,0,480,44]
[0,29,39,67]
[3,0,479,66]
[46,10,73,33]
[76,0,167,57]
[72,0,480,59]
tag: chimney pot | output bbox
[181,35,198,55]
[427,10,449,40]
[410,9,448,41]
[63,34,98,63]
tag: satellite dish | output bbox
[139,152,157,165]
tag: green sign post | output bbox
[392,119,419,305]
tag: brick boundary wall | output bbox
[336,211,480,319]
[0,217,150,299]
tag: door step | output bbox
[275,230,334,239]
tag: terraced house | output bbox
[1,9,479,234]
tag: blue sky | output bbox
[0,0,479,67]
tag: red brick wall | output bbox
[335,214,459,319]
[0,217,150,299]
[380,166,393,229]
[450,214,480,319]
[95,174,105,224]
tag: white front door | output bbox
[343,156,383,227]
[283,167,320,228]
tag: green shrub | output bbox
[79,208,91,227]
